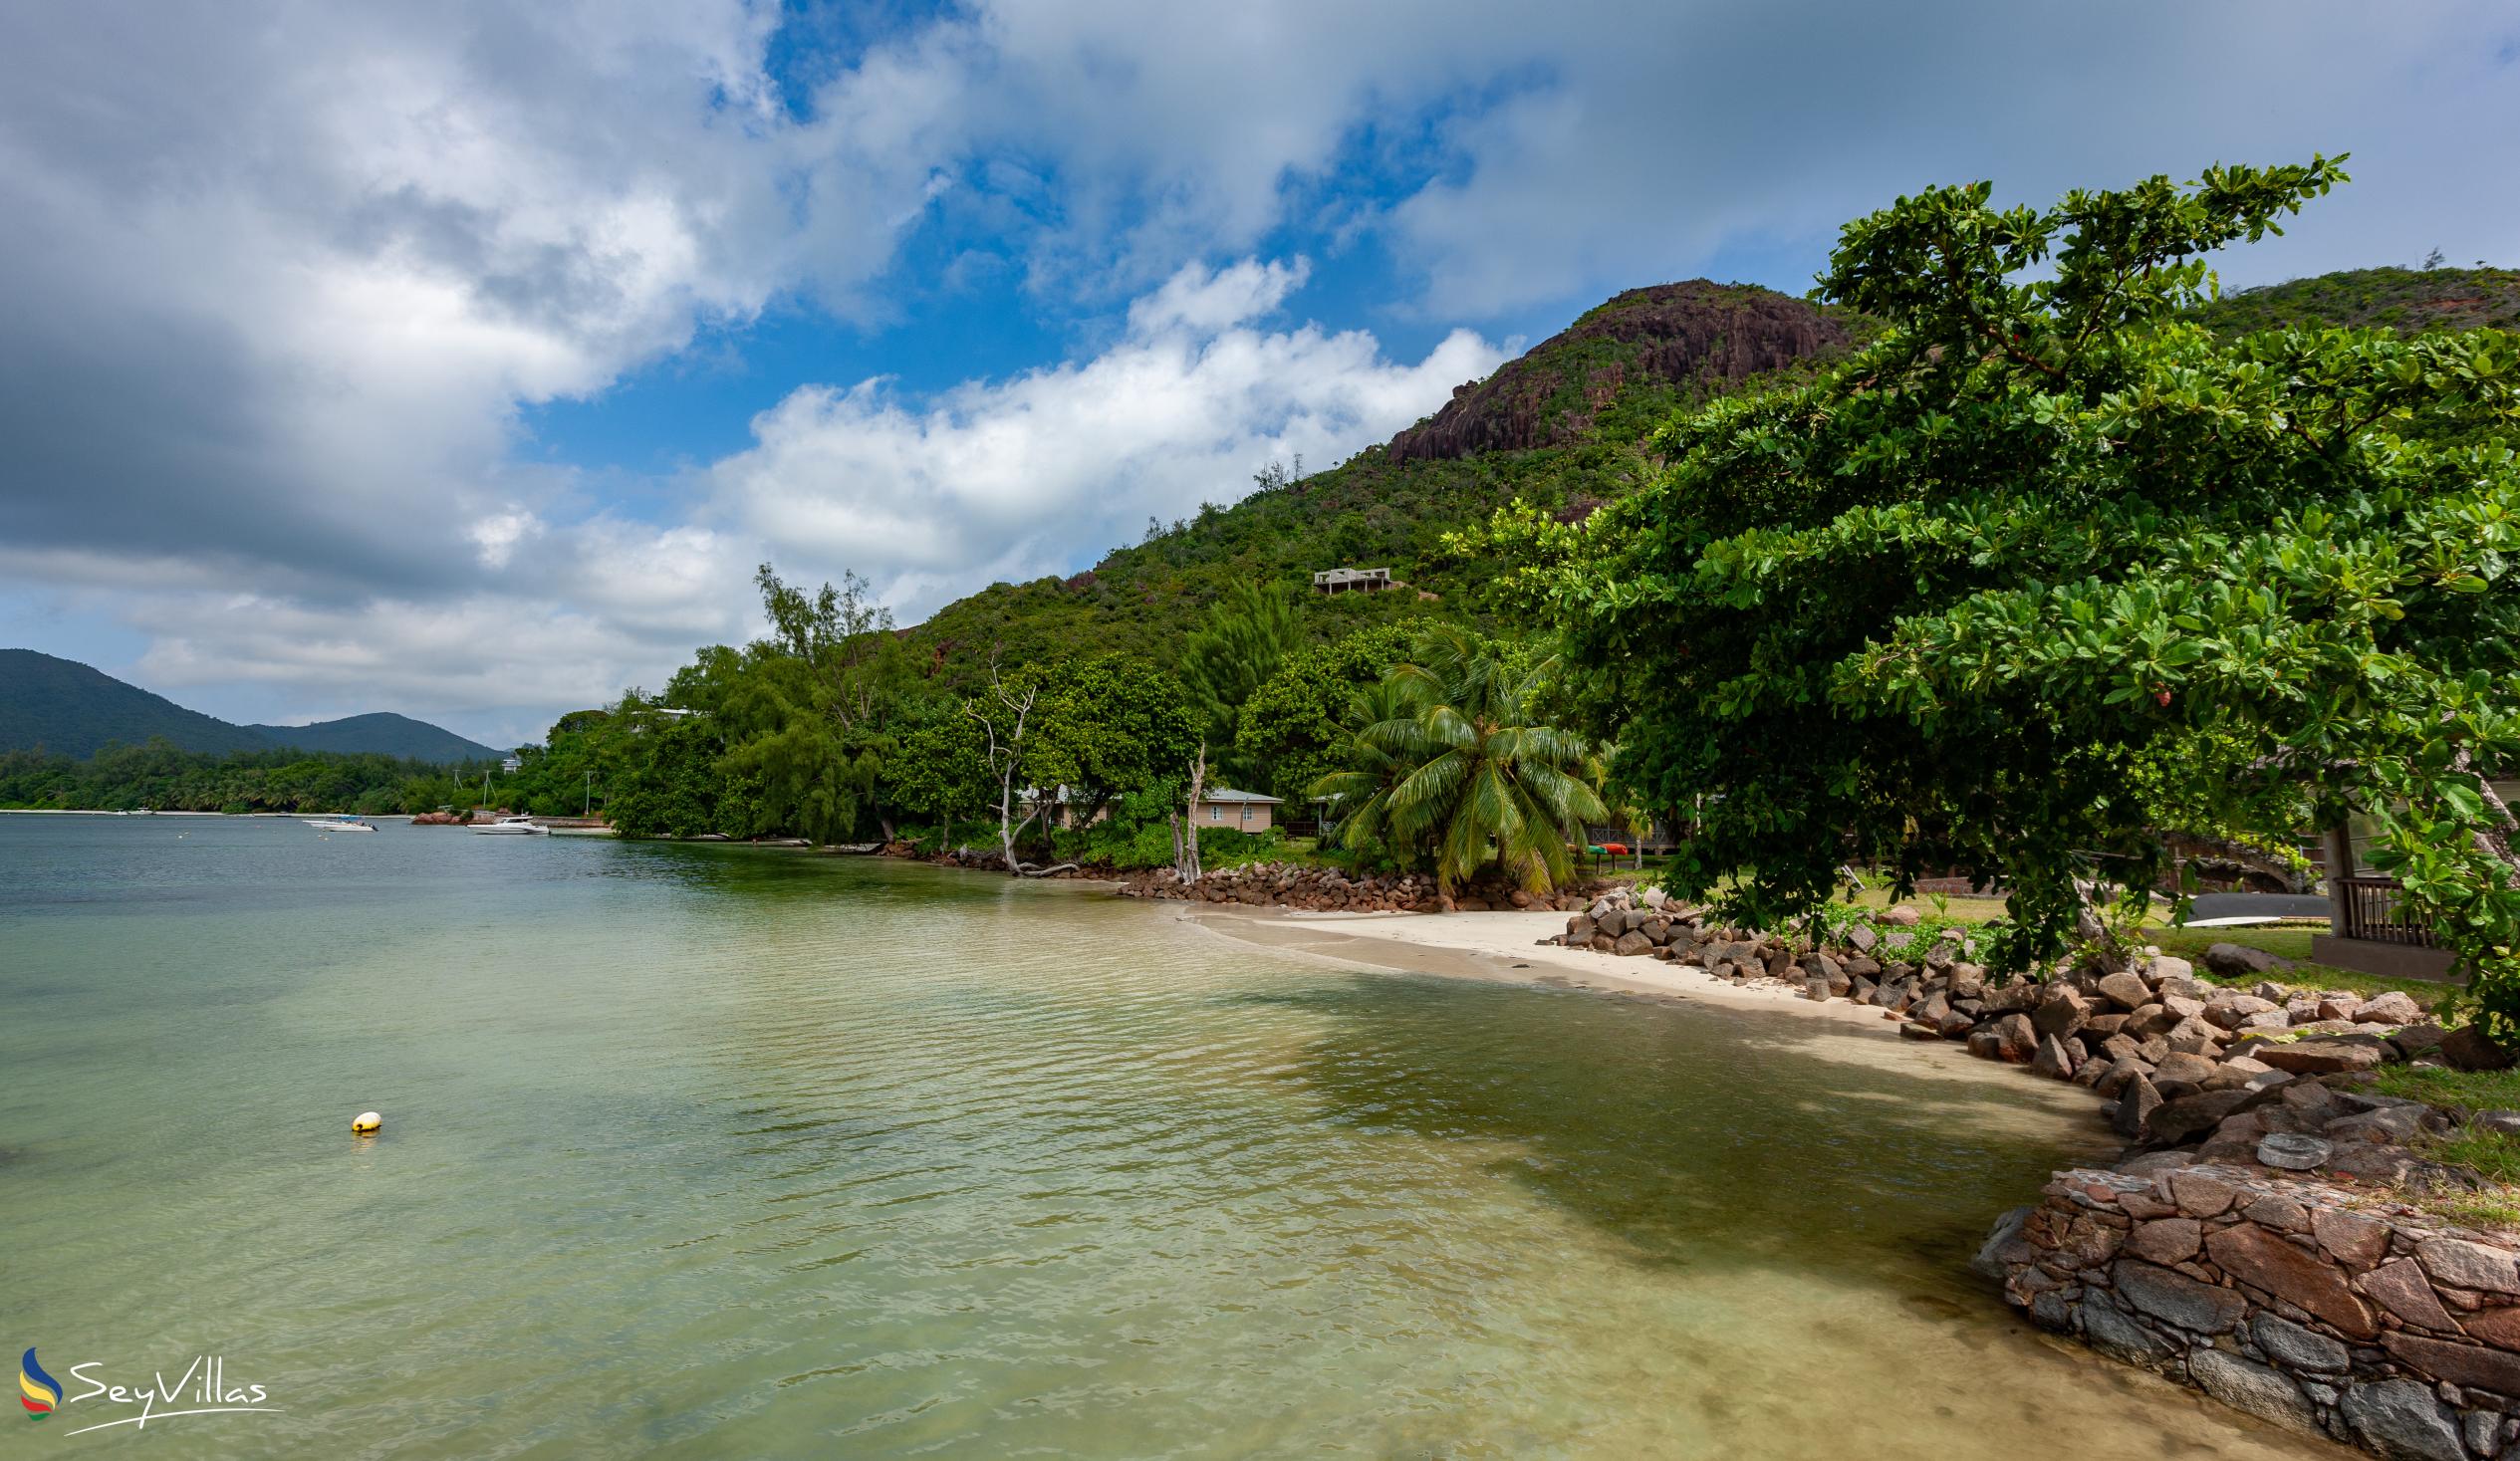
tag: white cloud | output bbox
[4,0,2515,740]
[711,256,1503,616]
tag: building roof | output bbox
[1200,787,1282,804]
[1311,567,1389,584]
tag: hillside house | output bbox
[1312,567,1391,595]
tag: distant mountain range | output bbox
[0,649,500,762]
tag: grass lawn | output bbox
[2375,1066,2520,1111]
[1840,885,2011,926]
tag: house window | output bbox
[1209,805,1222,821]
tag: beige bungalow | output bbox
[1195,788,1281,832]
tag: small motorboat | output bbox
[304,817,376,833]
[470,816,550,836]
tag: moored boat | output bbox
[470,816,550,836]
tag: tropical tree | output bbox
[1490,157,2520,1026]
[1177,579,1302,778]
[1316,626,1607,893]
[1236,622,1414,805]
[1305,676,1423,866]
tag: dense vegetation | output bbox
[0,741,493,815]
[0,647,498,760]
[2193,264,2520,337]
[1493,158,2520,1028]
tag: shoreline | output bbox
[1178,900,2129,1110]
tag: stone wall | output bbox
[1989,1163,2520,1459]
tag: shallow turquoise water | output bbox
[0,817,2336,1457]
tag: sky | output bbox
[1,1,2514,749]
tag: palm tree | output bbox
[1314,626,1608,894]
[1307,677,1418,860]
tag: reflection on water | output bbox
[0,818,2343,1458]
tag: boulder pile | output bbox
[1116,860,1597,913]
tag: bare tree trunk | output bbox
[1178,742,1208,884]
[1167,811,1186,880]
[972,660,1039,876]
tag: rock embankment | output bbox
[1990,1164,2520,1457]
[1115,860,1600,914]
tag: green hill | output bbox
[903,281,1865,677]
[0,649,270,757]
[245,713,500,763]
[2193,266,2520,336]
[0,648,497,762]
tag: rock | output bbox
[2358,1257,2461,1332]
[2080,1302,2175,1364]
[1897,1021,1942,1041]
[2115,1258,2249,1334]
[2457,1304,2520,1351]
[2417,1237,2520,1296]
[2204,941,2294,977]
[1971,1206,2031,1281]
[2113,1075,2163,1140]
[2149,954,2195,983]
[2094,1057,2151,1098]
[2124,1217,2202,1265]
[2382,1332,2520,1398]
[2096,971,2152,1012]
[2257,1038,2391,1075]
[2033,986,2091,1041]
[2326,1144,2423,1185]
[2146,1090,2254,1145]
[2030,1034,2077,1081]
[2314,1207,2392,1268]
[1990,1012,2038,1063]
[2152,1051,2219,1086]
[2257,1132,2334,1170]
[2327,1104,2432,1145]
[2202,993,2278,1030]
[2391,1023,2451,1061]
[2186,1348,2321,1435]
[2341,1377,2468,1461]
[2206,1222,2377,1338]
[2446,1025,2518,1073]
[2201,1057,2275,1091]
[1880,904,1921,926]
[2358,990,2425,1026]
[1612,930,1652,957]
[2254,1313,2351,1373]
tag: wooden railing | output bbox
[2336,874,2440,946]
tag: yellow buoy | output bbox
[352,1110,382,1134]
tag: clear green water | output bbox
[0,817,2334,1458]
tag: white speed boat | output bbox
[470,816,550,836]
[305,817,376,833]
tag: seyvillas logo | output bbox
[20,1348,61,1417]
[15,1349,281,1438]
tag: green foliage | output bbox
[2194,266,2520,337]
[1017,654,1200,823]
[2375,1065,2520,1112]
[1313,625,1608,893]
[0,739,476,813]
[1233,622,1417,805]
[1512,158,2520,1026]
[1178,579,1302,776]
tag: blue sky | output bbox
[1,0,2514,747]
